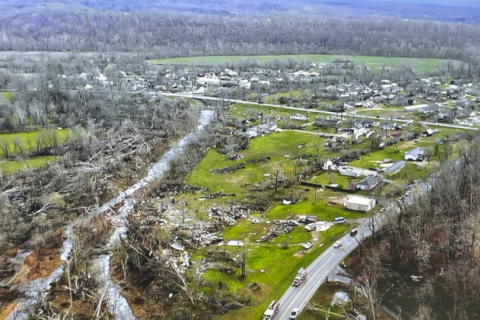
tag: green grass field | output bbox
[203,224,349,320]
[0,156,58,174]
[0,129,69,158]
[150,54,449,72]
[187,130,323,195]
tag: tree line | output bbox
[3,7,480,65]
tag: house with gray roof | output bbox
[385,160,405,175]
[356,176,379,191]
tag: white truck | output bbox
[263,300,280,320]
[292,267,308,286]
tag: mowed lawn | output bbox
[0,129,69,158]
[150,54,449,72]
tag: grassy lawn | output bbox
[349,144,404,169]
[0,129,69,158]
[230,103,311,122]
[266,190,365,222]
[262,90,309,104]
[310,172,356,188]
[201,224,349,320]
[150,55,449,72]
[0,156,58,174]
[187,130,323,195]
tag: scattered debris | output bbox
[411,275,423,282]
[171,242,185,251]
[331,291,351,306]
[227,240,244,247]
[210,163,246,174]
[259,221,294,242]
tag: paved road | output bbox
[161,92,479,131]
[275,222,374,319]
[275,179,431,319]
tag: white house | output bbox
[323,160,336,171]
[239,79,251,89]
[290,113,308,121]
[343,196,376,212]
[385,160,405,175]
[339,167,361,178]
[404,104,430,112]
[405,147,424,161]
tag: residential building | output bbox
[385,160,406,175]
[356,176,379,191]
[405,147,424,161]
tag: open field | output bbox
[0,156,58,174]
[0,129,69,158]
[150,55,449,72]
[187,130,322,195]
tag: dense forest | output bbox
[1,3,480,66]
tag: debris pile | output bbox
[259,220,294,242]
[199,191,235,200]
[208,206,249,225]
[174,223,222,247]
[246,156,271,164]
[210,162,246,174]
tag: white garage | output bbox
[343,196,376,212]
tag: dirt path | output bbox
[398,140,415,149]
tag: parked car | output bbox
[302,242,313,249]
[383,158,393,164]
[305,223,316,231]
[287,220,300,226]
[290,308,300,320]
[334,217,346,224]
[350,228,358,236]
[334,241,342,248]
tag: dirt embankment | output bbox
[23,228,65,281]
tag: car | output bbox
[350,228,358,236]
[405,191,411,196]
[334,241,342,248]
[305,223,317,231]
[290,308,300,320]
[334,217,346,224]
[287,220,300,226]
[302,242,313,249]
[383,158,393,164]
